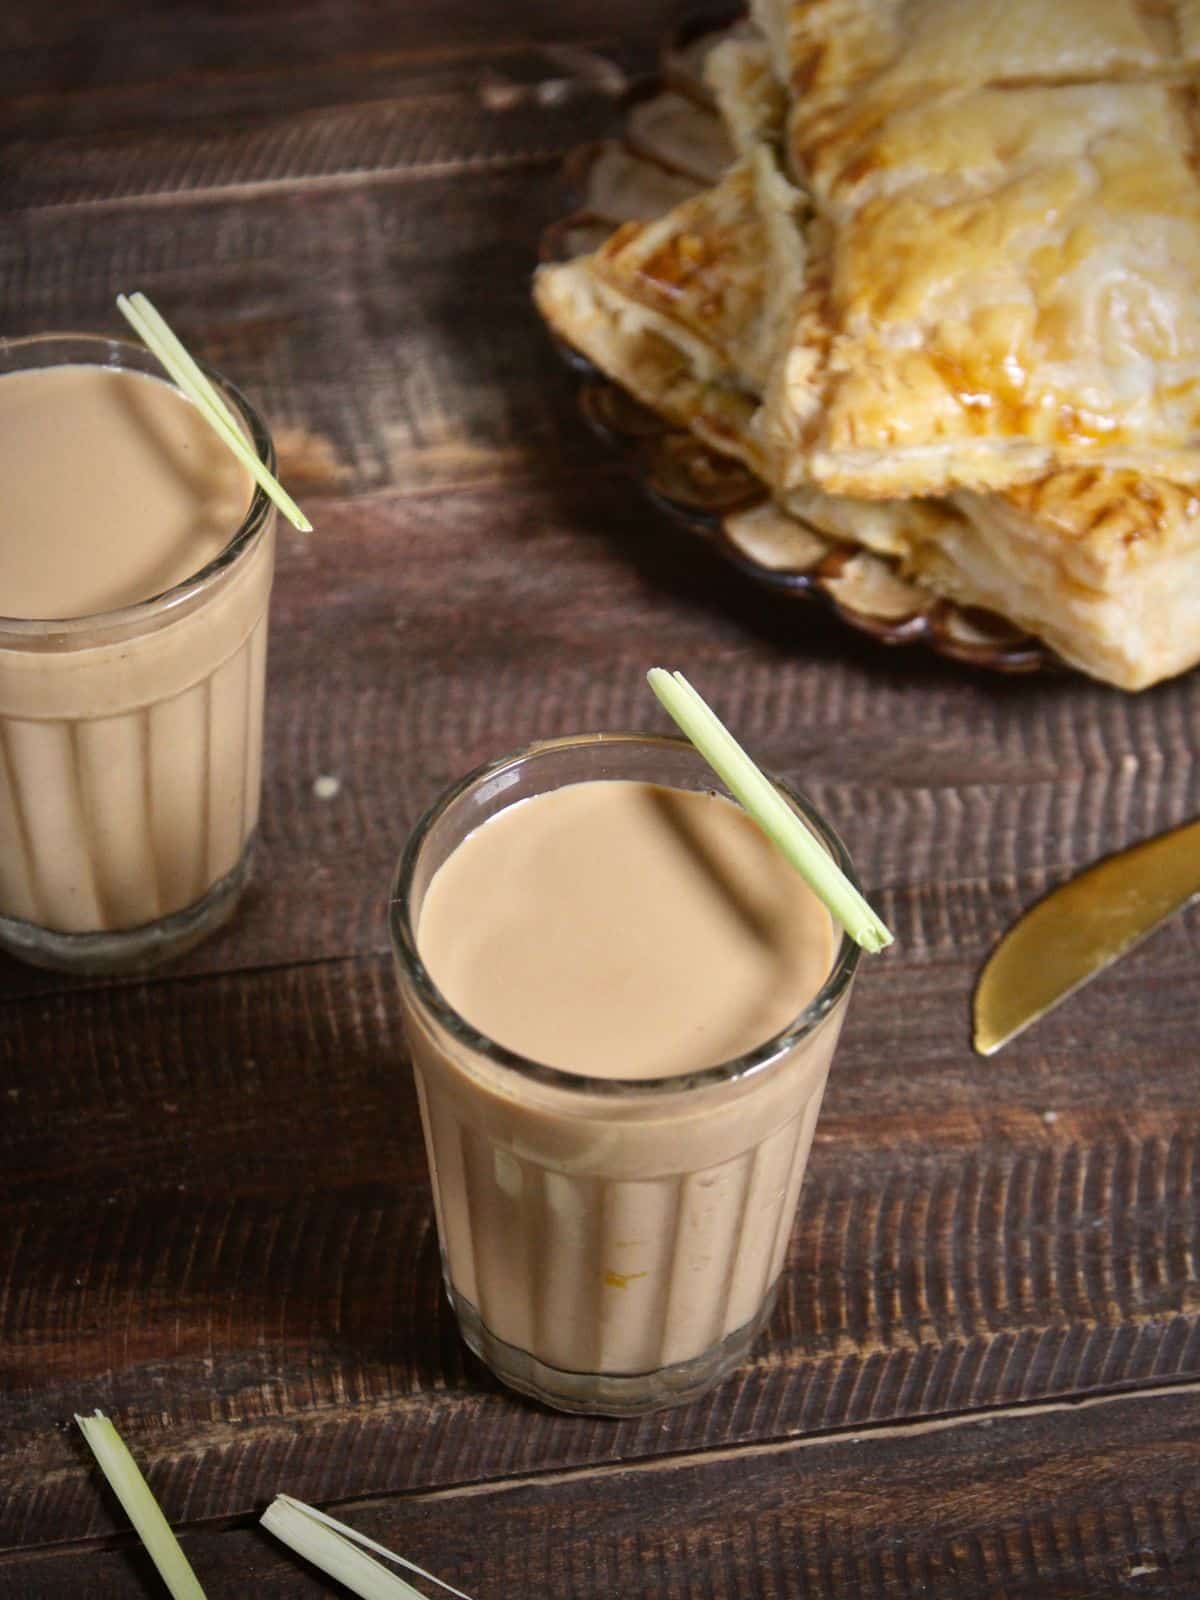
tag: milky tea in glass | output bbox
[389,734,860,1414]
[0,335,277,973]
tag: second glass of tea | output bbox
[0,333,278,974]
[390,733,860,1414]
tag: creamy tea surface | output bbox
[0,349,274,964]
[417,778,836,1078]
[0,364,252,619]
[400,768,851,1411]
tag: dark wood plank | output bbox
[0,38,651,146]
[2,0,1199,1591]
[0,0,679,112]
[2,939,1197,1545]
[0,21,660,505]
[0,477,1197,1006]
[0,170,618,501]
[3,1385,1199,1596]
[4,72,635,213]
[2,191,1199,1561]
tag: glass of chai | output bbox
[389,732,860,1415]
[0,333,276,974]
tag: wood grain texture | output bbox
[1,25,658,503]
[2,949,1197,1544]
[0,0,674,117]
[2,1387,1199,1597]
[6,84,633,212]
[2,0,1199,1591]
[0,171,607,499]
[1,39,650,146]
[0,484,1196,1005]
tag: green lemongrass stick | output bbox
[266,1497,476,1600]
[261,1496,477,1600]
[122,293,255,468]
[647,668,893,953]
[260,1501,421,1600]
[116,291,312,533]
[74,1411,208,1600]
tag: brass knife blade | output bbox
[973,816,1200,1056]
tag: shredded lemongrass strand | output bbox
[75,1412,208,1600]
[116,291,312,533]
[261,1496,477,1600]
[269,1497,476,1600]
[647,668,893,953]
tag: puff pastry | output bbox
[767,80,1200,496]
[744,1,1200,496]
[576,153,803,398]
[704,33,789,159]
[532,12,1200,687]
[535,249,766,474]
[537,197,1200,686]
[753,0,1200,177]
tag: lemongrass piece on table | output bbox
[115,291,312,533]
[74,1411,208,1600]
[267,1496,476,1600]
[647,668,893,953]
[261,1495,477,1600]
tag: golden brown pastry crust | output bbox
[1179,0,1200,61]
[533,252,767,475]
[704,33,789,158]
[748,1,1200,496]
[531,11,1200,688]
[537,229,1200,688]
[764,80,1200,496]
[793,475,1200,691]
[928,483,1200,689]
[584,156,792,396]
[760,0,1199,181]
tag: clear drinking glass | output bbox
[389,733,860,1415]
[0,334,277,974]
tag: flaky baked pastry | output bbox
[578,158,783,399]
[532,24,1200,689]
[764,84,1200,497]
[752,0,1200,176]
[745,0,1200,497]
[536,205,1200,686]
[704,32,788,159]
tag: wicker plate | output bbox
[539,12,1053,676]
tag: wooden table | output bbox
[2,3,1198,1595]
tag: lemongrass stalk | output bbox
[116,293,274,513]
[75,1412,207,1600]
[268,1496,476,1600]
[115,292,312,534]
[647,668,893,953]
[261,1497,461,1600]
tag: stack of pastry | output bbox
[534,0,1200,690]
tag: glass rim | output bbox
[388,731,862,1100]
[0,331,276,635]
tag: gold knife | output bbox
[973,816,1200,1055]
